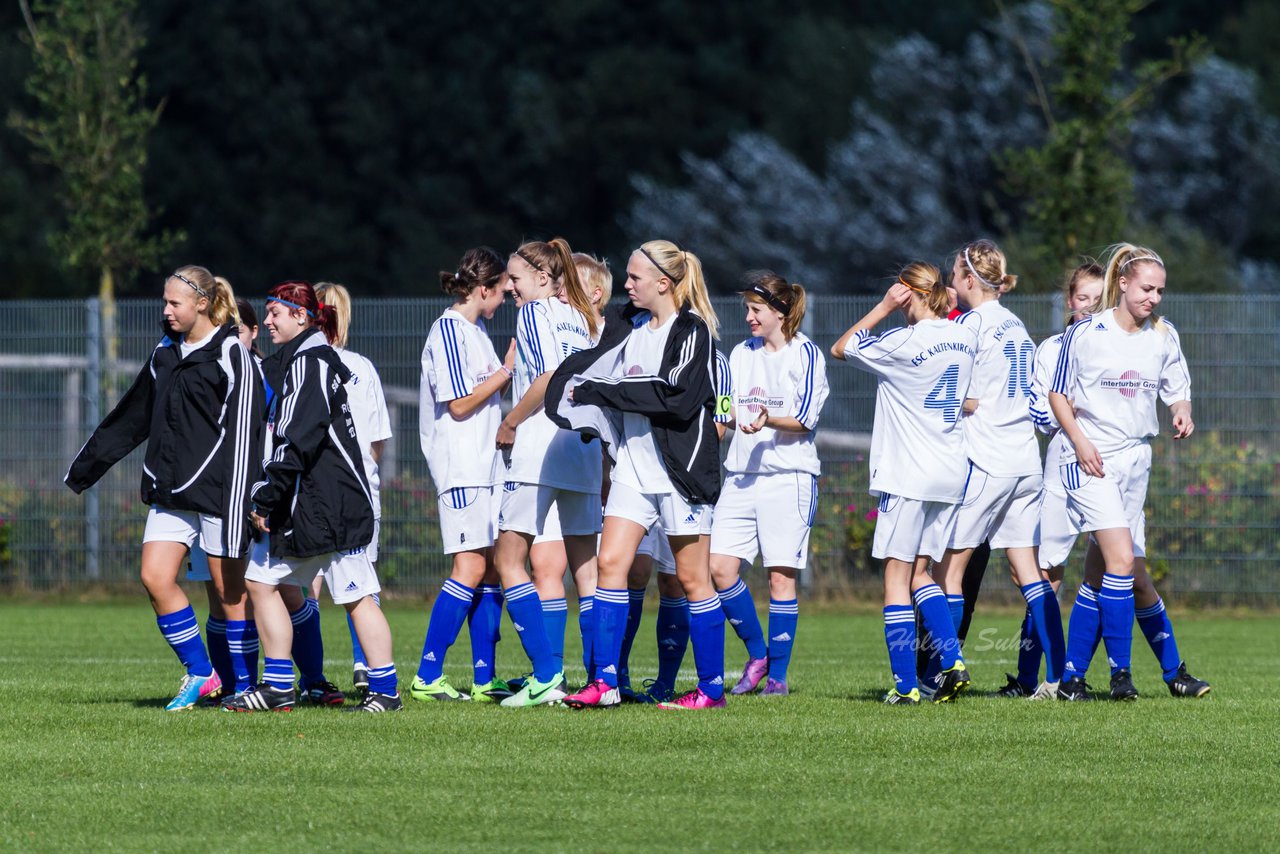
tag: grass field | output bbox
[1,599,1278,852]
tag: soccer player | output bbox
[550,239,727,710]
[931,239,1065,700]
[228,281,399,713]
[66,267,264,711]
[1049,244,1208,701]
[711,271,829,697]
[411,248,515,703]
[831,264,978,705]
[490,238,599,708]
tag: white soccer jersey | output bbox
[1032,333,1068,497]
[1050,307,1192,460]
[958,301,1041,477]
[724,334,829,476]
[506,298,600,492]
[419,309,503,492]
[843,318,977,502]
[613,312,678,494]
[336,348,392,519]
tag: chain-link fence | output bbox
[1,294,1276,602]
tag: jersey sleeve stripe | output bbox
[440,320,470,399]
[522,307,546,375]
[1051,319,1086,395]
[795,341,818,423]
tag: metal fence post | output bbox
[85,298,101,580]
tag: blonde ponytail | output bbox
[314,282,352,348]
[640,240,719,338]
[1100,243,1168,332]
[549,237,598,339]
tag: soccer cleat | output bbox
[1109,669,1139,702]
[760,678,789,696]
[883,688,921,705]
[729,657,769,695]
[1058,676,1092,701]
[618,682,641,704]
[501,672,570,708]
[1167,663,1211,698]
[200,683,230,707]
[470,678,515,704]
[220,683,295,712]
[1027,681,1060,701]
[932,663,971,704]
[657,688,727,710]
[353,665,369,698]
[505,674,530,693]
[343,691,403,713]
[994,673,1031,698]
[917,682,937,702]
[562,678,621,710]
[408,675,470,702]
[165,671,222,712]
[299,679,346,707]
[634,679,674,705]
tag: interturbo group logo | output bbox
[1100,370,1157,399]
[739,386,786,413]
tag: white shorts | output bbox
[950,468,1042,550]
[439,486,499,555]
[144,506,227,557]
[637,522,676,575]
[500,482,602,538]
[605,480,711,537]
[1037,488,1081,569]
[1060,443,1150,558]
[244,538,381,605]
[711,472,816,570]
[872,494,959,563]
[533,499,563,545]
[186,542,211,582]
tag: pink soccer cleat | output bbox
[563,678,621,710]
[760,678,789,696]
[657,688,727,710]
[730,657,769,695]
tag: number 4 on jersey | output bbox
[924,364,961,423]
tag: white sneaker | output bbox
[1027,680,1060,701]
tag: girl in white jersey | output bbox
[711,271,828,697]
[832,264,977,704]
[551,239,727,711]
[410,248,516,703]
[1050,244,1205,701]
[492,237,600,708]
[931,239,1066,700]
[312,282,393,698]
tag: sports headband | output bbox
[515,249,546,274]
[744,284,791,315]
[1121,254,1164,269]
[963,247,999,290]
[898,278,934,296]
[171,271,209,299]
[640,246,682,284]
[266,296,315,318]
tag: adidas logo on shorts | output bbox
[344,581,359,592]
[684,513,697,524]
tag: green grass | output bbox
[1,600,1278,852]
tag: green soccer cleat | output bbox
[409,675,471,702]
[500,672,568,708]
[470,678,515,704]
[883,687,921,705]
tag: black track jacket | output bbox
[65,323,265,559]
[251,327,375,559]
[546,301,722,505]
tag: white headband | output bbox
[963,247,998,290]
[1121,254,1164,269]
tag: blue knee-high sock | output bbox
[542,597,568,673]
[1064,584,1101,680]
[655,595,690,691]
[467,585,503,685]
[205,616,233,689]
[1015,608,1041,689]
[923,593,964,687]
[367,663,397,696]
[579,595,597,682]
[767,598,799,683]
[225,619,259,693]
[914,584,962,670]
[688,595,726,700]
[618,588,646,688]
[590,587,629,688]
[718,578,767,660]
[1136,598,1182,682]
[416,579,474,684]
[243,620,259,689]
[884,605,917,695]
[505,582,558,683]
[1021,581,1065,683]
[262,656,293,691]
[946,594,965,644]
[347,591,378,669]
[1098,573,1135,674]
[156,605,213,678]
[289,598,325,687]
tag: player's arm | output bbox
[450,339,516,421]
[831,284,910,360]
[1169,400,1194,440]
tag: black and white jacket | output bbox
[251,327,375,559]
[546,301,722,505]
[65,323,265,559]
